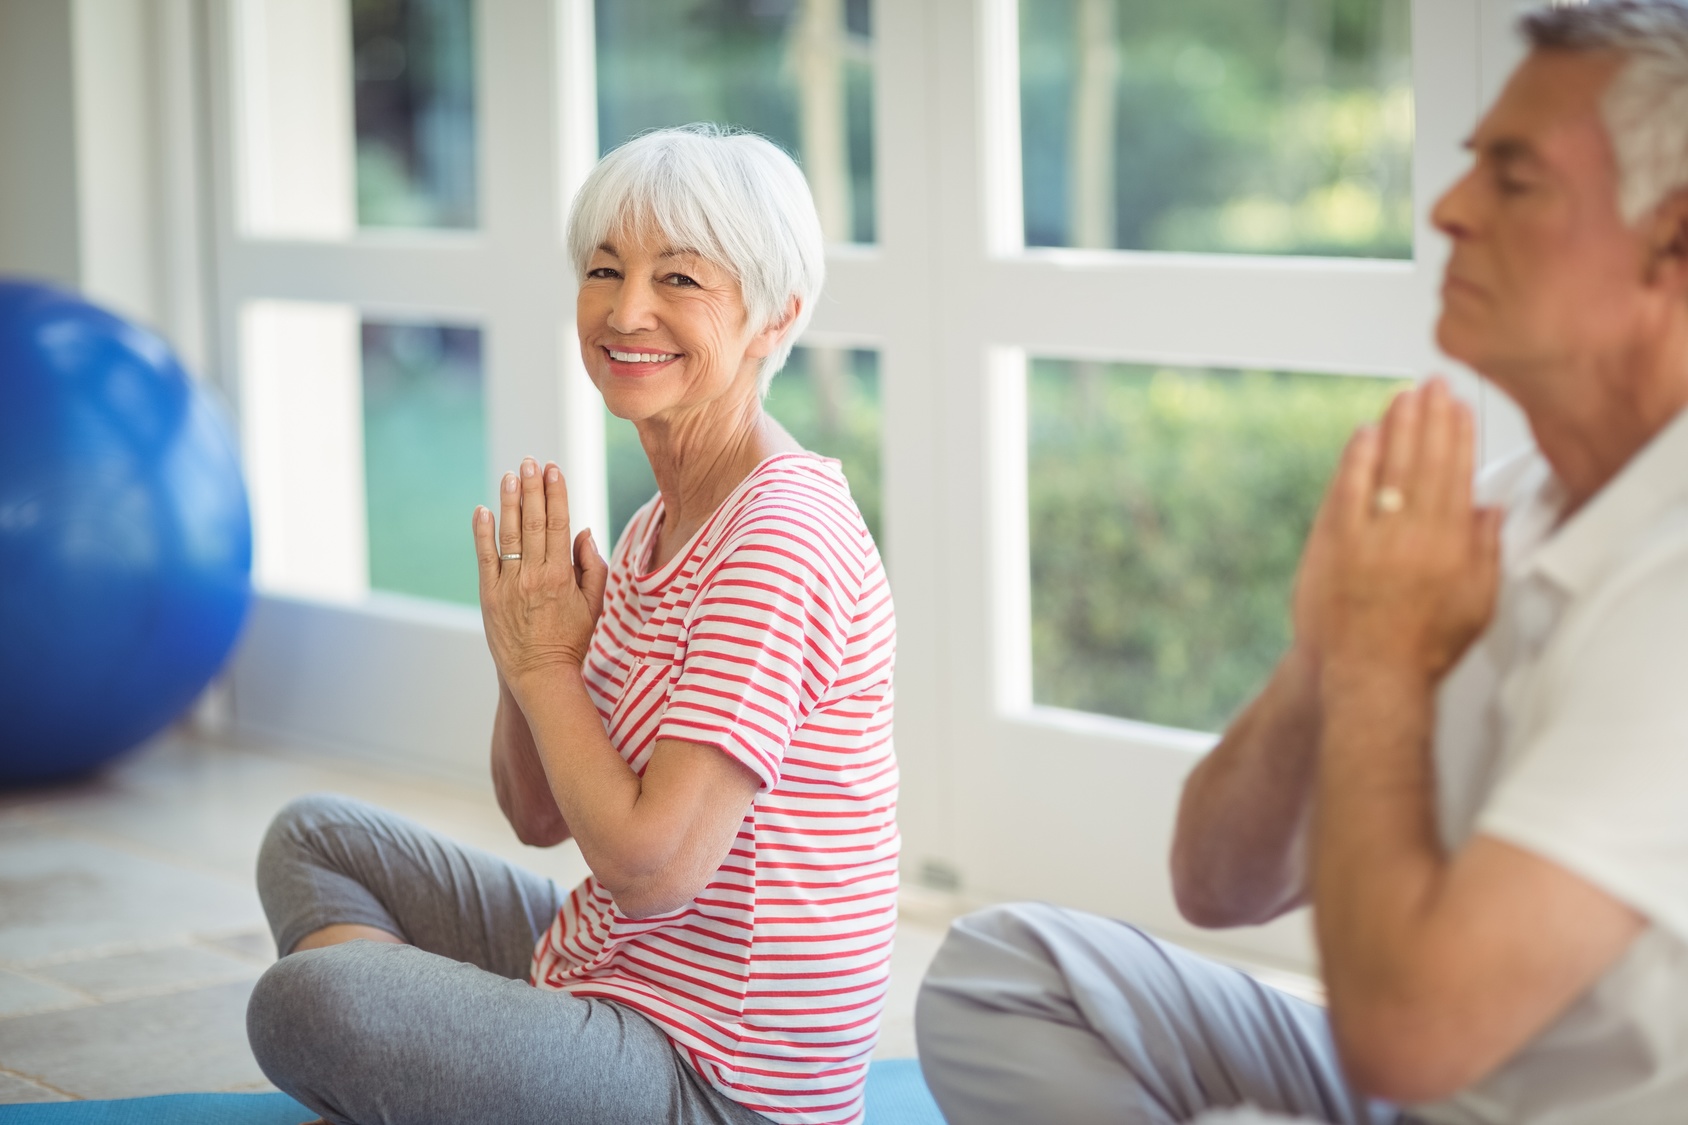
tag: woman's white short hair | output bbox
[566,124,826,392]
[1522,0,1688,224]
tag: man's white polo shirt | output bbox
[1419,405,1688,1124]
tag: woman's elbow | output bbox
[609,871,703,920]
[513,817,570,849]
[600,845,706,919]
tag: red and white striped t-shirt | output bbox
[529,453,899,1125]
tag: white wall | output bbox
[0,0,210,370]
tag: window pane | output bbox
[595,0,876,244]
[1019,0,1412,258]
[353,0,477,228]
[362,321,485,604]
[1028,360,1405,731]
[604,346,882,552]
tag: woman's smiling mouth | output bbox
[603,346,681,374]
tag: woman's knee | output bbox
[257,795,365,894]
[248,947,345,1085]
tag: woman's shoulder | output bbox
[706,454,875,581]
[728,454,866,534]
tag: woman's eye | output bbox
[664,273,699,288]
[587,267,620,279]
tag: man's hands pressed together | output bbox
[1309,380,1501,686]
[1307,381,1644,1103]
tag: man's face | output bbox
[1433,49,1645,396]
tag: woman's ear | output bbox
[746,296,802,359]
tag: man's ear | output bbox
[1643,190,1688,298]
[746,296,802,359]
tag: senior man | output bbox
[916,3,1688,1122]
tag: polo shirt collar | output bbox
[1525,404,1688,595]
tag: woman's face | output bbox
[577,220,784,424]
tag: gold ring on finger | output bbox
[1372,486,1406,515]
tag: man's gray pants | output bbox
[246,793,769,1125]
[915,902,1401,1125]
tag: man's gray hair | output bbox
[566,124,825,392]
[1522,0,1688,222]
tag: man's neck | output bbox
[1516,322,1688,515]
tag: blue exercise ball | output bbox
[0,280,252,783]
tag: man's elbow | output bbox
[1330,1001,1484,1104]
[1173,875,1247,929]
[1170,858,1296,929]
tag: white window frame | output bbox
[191,0,1537,971]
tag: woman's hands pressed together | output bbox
[474,458,608,706]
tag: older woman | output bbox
[246,126,898,1125]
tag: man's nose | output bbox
[1432,167,1479,242]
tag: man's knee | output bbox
[916,903,1070,1052]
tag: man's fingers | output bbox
[519,457,547,565]
[1415,379,1457,518]
[1474,505,1504,575]
[498,472,521,558]
[1451,398,1477,514]
[544,463,573,565]
[473,506,498,589]
[1377,385,1422,500]
[1334,424,1383,531]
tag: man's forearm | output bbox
[1313,662,1445,1043]
[1171,647,1323,926]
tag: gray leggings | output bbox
[916,902,1401,1125]
[247,793,770,1125]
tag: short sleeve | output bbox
[1478,554,1688,941]
[656,503,859,790]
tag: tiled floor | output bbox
[0,729,951,1104]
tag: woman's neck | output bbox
[635,391,799,569]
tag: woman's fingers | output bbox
[544,463,574,565]
[472,506,498,590]
[498,471,522,562]
[575,528,608,620]
[519,458,547,565]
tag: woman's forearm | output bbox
[511,669,758,919]
[511,673,653,878]
[491,678,571,847]
[1170,646,1323,927]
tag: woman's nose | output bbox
[606,277,660,335]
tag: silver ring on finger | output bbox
[500,552,522,561]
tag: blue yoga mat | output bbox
[0,1058,945,1124]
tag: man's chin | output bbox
[1433,313,1493,374]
